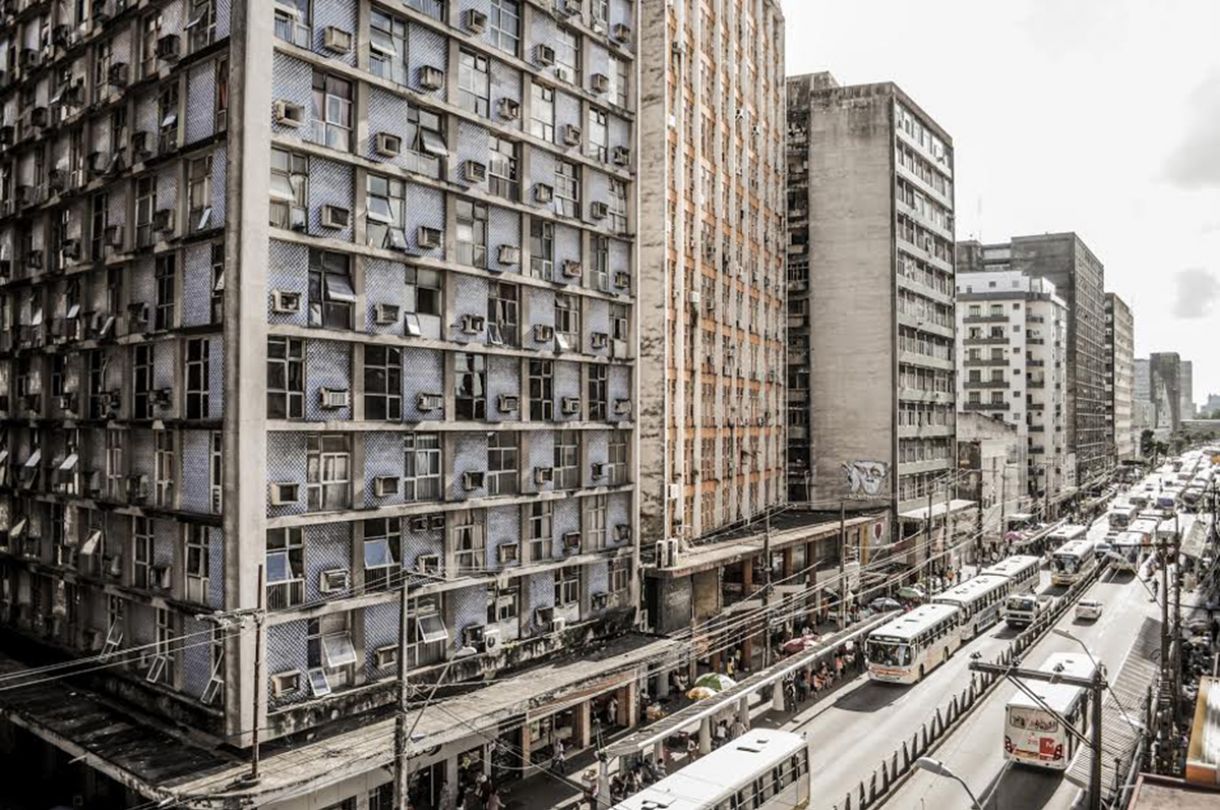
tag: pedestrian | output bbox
[439,780,457,810]
[552,739,567,776]
[606,695,619,726]
[485,790,502,810]
[685,735,698,761]
[725,654,736,678]
[730,717,747,739]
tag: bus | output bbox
[865,604,961,684]
[1003,652,1098,770]
[932,575,1011,639]
[1050,538,1100,586]
[1107,504,1138,531]
[611,729,810,810]
[981,555,1042,595]
[1110,530,1147,573]
[1127,492,1150,510]
[1046,524,1088,551]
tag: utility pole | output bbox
[1172,511,1183,758]
[762,506,772,667]
[394,573,411,808]
[838,501,846,629]
[1090,662,1104,810]
[925,487,935,584]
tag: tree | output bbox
[1140,429,1155,458]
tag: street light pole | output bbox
[913,757,982,809]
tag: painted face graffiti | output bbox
[843,460,889,497]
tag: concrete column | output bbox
[772,684,785,711]
[445,754,459,786]
[699,717,712,754]
[737,696,750,728]
[578,701,592,749]
[655,667,670,699]
[625,681,638,729]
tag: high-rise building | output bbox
[955,263,1072,514]
[1150,352,1184,433]
[1180,360,1195,419]
[787,72,957,519]
[0,1,663,805]
[1104,293,1135,461]
[956,233,1107,485]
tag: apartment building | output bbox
[1181,359,1195,419]
[0,1,653,807]
[1105,292,1135,461]
[788,72,957,520]
[1150,352,1185,434]
[955,262,1073,515]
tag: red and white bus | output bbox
[1003,652,1097,770]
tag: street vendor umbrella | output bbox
[686,686,719,700]
[694,673,737,692]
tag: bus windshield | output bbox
[1052,553,1081,575]
[867,639,911,667]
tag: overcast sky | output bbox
[784,0,1220,406]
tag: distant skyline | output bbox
[784,0,1220,400]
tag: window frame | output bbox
[267,336,306,420]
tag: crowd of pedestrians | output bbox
[779,645,863,713]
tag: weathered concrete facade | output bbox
[1105,292,1135,461]
[955,411,1025,539]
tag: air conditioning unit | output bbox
[153,387,173,407]
[153,564,172,590]
[374,303,401,325]
[497,394,519,412]
[590,332,609,349]
[462,161,487,184]
[614,524,632,542]
[323,27,353,53]
[534,606,554,625]
[270,482,300,505]
[561,397,581,415]
[321,205,351,229]
[409,515,429,532]
[612,145,631,166]
[318,569,350,593]
[104,225,124,249]
[612,22,632,42]
[274,100,305,127]
[555,0,579,17]
[591,462,607,479]
[562,532,581,554]
[419,65,445,91]
[288,205,307,231]
[551,616,568,633]
[483,627,502,651]
[429,514,445,530]
[590,202,608,220]
[415,554,440,574]
[108,62,129,86]
[534,467,554,485]
[374,132,402,157]
[463,8,487,33]
[416,392,443,411]
[272,290,301,314]
[156,34,181,61]
[374,476,399,497]
[562,260,582,278]
[31,106,48,128]
[614,271,631,289]
[497,543,519,564]
[614,398,632,416]
[417,226,442,249]
[497,98,520,121]
[535,44,555,66]
[591,73,610,94]
[153,208,174,233]
[533,323,555,342]
[319,388,350,409]
[534,183,554,204]
[460,314,486,334]
[58,394,78,413]
[61,238,80,260]
[462,470,485,491]
[562,124,582,146]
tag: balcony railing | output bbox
[963,357,1007,367]
[963,335,1009,345]
[963,380,1008,389]
[963,401,1010,411]
[962,314,1008,323]
[266,579,304,610]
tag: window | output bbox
[455,199,488,268]
[592,0,609,28]
[592,235,610,292]
[106,428,124,499]
[611,55,628,108]
[608,432,627,485]
[455,353,487,420]
[488,585,519,623]
[529,218,554,279]
[528,501,552,561]
[406,267,443,331]
[185,524,209,602]
[530,83,554,141]
[311,72,353,152]
[154,430,176,507]
[364,346,402,421]
[529,359,553,421]
[266,528,304,608]
[554,430,580,490]
[214,56,228,131]
[366,174,407,249]
[608,179,628,233]
[209,432,222,513]
[135,176,156,247]
[457,49,490,116]
[274,0,311,47]
[90,192,108,261]
[488,0,520,55]
[587,107,608,162]
[554,294,580,351]
[407,106,447,178]
[267,337,305,419]
[585,495,607,549]
[133,345,154,420]
[363,518,401,591]
[452,512,485,574]
[92,39,112,105]
[487,281,518,346]
[308,249,355,329]
[133,518,153,588]
[554,567,580,607]
[488,135,519,201]
[368,785,395,810]
[210,242,224,324]
[186,338,210,419]
[369,10,408,86]
[269,148,308,229]
[140,13,162,78]
[188,0,217,53]
[610,556,629,593]
[188,156,213,232]
[555,160,580,218]
[555,27,580,83]
[306,434,351,511]
[404,434,442,501]
[155,255,175,330]
[588,365,607,420]
[487,432,518,496]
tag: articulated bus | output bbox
[1003,652,1098,770]
[931,575,1011,639]
[1046,524,1088,551]
[865,604,962,684]
[611,729,810,810]
[1050,538,1100,586]
[980,555,1041,596]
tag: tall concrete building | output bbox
[1150,352,1184,433]
[0,1,663,806]
[787,72,957,521]
[1181,359,1195,419]
[1105,293,1135,461]
[956,233,1108,485]
[637,0,791,645]
[954,263,1073,514]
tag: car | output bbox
[1075,600,1103,621]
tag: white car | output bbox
[1075,600,1103,621]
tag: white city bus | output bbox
[1050,538,1100,586]
[1003,652,1098,770]
[932,574,1011,639]
[611,729,810,810]
[865,604,961,684]
[1046,524,1088,551]
[1107,504,1138,531]
[1109,530,1146,573]
[981,555,1042,595]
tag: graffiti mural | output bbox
[842,460,889,498]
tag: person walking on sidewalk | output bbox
[551,739,567,776]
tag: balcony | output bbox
[962,313,1009,323]
[963,335,1009,345]
[963,357,1007,367]
[963,380,1009,389]
[963,401,1010,411]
